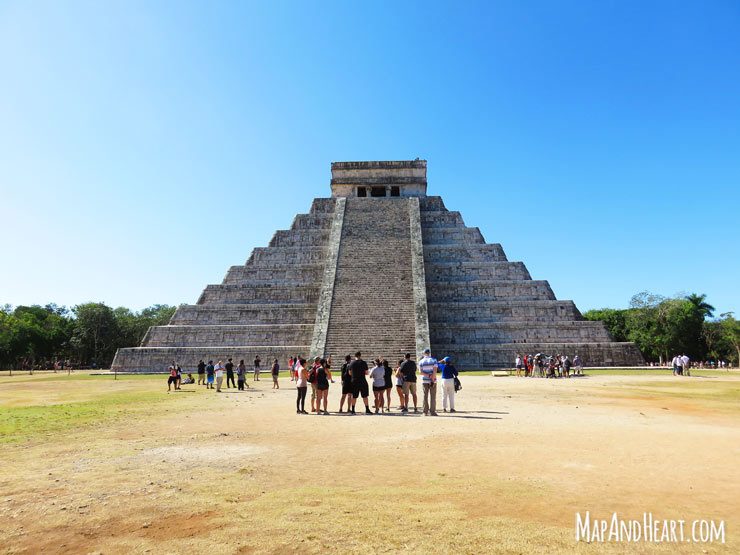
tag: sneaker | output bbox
[414,408,419,413]
[301,410,308,414]
[443,409,447,413]
[324,411,330,415]
[431,412,439,416]
[296,410,301,414]
[338,409,344,413]
[375,408,379,414]
[401,407,408,413]
[450,408,456,413]
[365,408,372,415]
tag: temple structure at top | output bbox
[112,160,643,372]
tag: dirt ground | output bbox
[1,372,738,554]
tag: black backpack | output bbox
[453,376,462,392]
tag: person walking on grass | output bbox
[271,359,280,388]
[339,355,353,413]
[214,360,225,392]
[237,359,249,390]
[419,348,438,416]
[370,359,386,414]
[573,355,582,376]
[225,358,235,388]
[438,356,458,413]
[349,351,372,415]
[197,359,206,385]
[205,360,215,389]
[253,355,261,381]
[399,353,418,413]
[295,358,308,414]
[316,358,332,414]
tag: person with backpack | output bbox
[439,356,458,413]
[295,358,308,414]
[315,358,332,414]
[382,359,393,413]
[253,355,261,381]
[197,359,206,385]
[237,359,249,390]
[225,358,235,388]
[419,348,439,416]
[205,360,215,389]
[214,360,225,392]
[308,356,321,412]
[339,354,353,413]
[348,351,372,415]
[399,353,418,413]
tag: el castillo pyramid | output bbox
[111,160,643,372]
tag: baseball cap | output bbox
[423,348,431,354]
[443,356,450,363]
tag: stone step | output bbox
[309,198,337,214]
[247,246,327,265]
[223,264,324,285]
[423,244,507,262]
[422,227,485,245]
[420,210,465,227]
[198,283,321,305]
[290,213,333,230]
[269,229,331,248]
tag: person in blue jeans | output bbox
[438,356,459,413]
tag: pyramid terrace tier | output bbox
[197,283,321,304]
[171,304,317,325]
[423,244,508,263]
[426,300,583,322]
[268,229,331,248]
[425,280,556,302]
[111,346,310,373]
[222,263,324,285]
[246,246,328,266]
[424,261,531,281]
[430,342,645,370]
[430,321,613,345]
[142,324,314,347]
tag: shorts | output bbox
[317,384,329,391]
[207,375,214,383]
[311,383,318,399]
[373,385,385,392]
[384,380,393,390]
[402,381,417,396]
[168,376,177,384]
[396,379,404,388]
[341,382,353,395]
[272,373,279,381]
[351,380,369,399]
[198,371,205,375]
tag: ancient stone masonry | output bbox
[111,161,643,372]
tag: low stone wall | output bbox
[171,304,316,325]
[426,300,582,323]
[426,280,556,302]
[425,261,530,281]
[144,324,314,347]
[423,244,507,262]
[430,321,613,344]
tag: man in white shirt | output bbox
[419,348,439,416]
[681,354,690,376]
[671,355,681,376]
[214,360,225,392]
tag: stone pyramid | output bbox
[112,160,643,372]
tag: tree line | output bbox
[0,303,176,370]
[583,292,739,365]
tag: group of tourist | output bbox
[290,349,460,416]
[166,356,281,392]
[671,354,691,376]
[514,353,583,378]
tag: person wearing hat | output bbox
[419,348,439,416]
[438,356,459,413]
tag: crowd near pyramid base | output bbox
[111,160,644,373]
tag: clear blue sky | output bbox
[1,0,738,317]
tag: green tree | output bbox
[71,303,120,366]
[718,314,740,366]
[583,308,628,342]
[685,293,715,319]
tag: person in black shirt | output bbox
[197,360,206,386]
[383,359,393,413]
[205,360,215,389]
[348,351,371,415]
[399,353,418,413]
[225,358,235,388]
[339,354,353,413]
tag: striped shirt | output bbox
[419,356,438,383]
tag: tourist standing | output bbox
[682,354,690,376]
[339,355,352,412]
[197,360,206,385]
[225,358,235,388]
[316,358,332,414]
[562,355,572,377]
[383,359,393,412]
[237,359,248,390]
[419,348,438,416]
[295,358,308,414]
[349,351,372,415]
[253,355,261,381]
[515,354,523,377]
[289,356,295,381]
[309,356,321,412]
[214,360,225,392]
[205,360,215,389]
[394,359,405,409]
[573,355,582,375]
[439,356,458,413]
[370,359,386,414]
[167,363,178,392]
[272,359,280,388]
[175,363,182,390]
[400,353,418,413]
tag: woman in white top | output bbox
[369,359,386,414]
[295,358,308,414]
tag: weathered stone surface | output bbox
[111,160,644,372]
